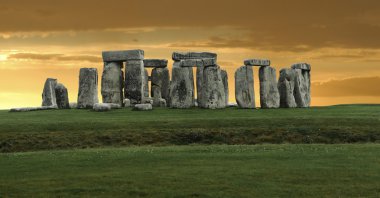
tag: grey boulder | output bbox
[235,66,255,108]
[259,66,280,108]
[133,103,153,111]
[93,103,112,112]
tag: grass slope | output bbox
[1,144,379,197]
[1,105,380,152]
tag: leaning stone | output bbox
[179,58,216,67]
[169,61,195,108]
[221,69,229,106]
[235,66,255,108]
[133,103,153,111]
[143,59,168,68]
[151,67,170,104]
[101,62,123,105]
[123,99,131,107]
[55,83,70,109]
[278,68,297,108]
[10,106,57,112]
[143,69,149,98]
[125,60,144,104]
[69,103,77,109]
[93,103,112,112]
[77,68,99,109]
[172,52,217,61]
[291,63,311,71]
[293,69,311,107]
[102,50,144,61]
[259,66,280,108]
[42,78,57,107]
[244,59,271,67]
[198,66,226,109]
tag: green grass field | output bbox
[0,104,380,152]
[1,144,379,197]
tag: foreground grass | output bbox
[0,105,380,152]
[0,144,379,197]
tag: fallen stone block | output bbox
[133,103,153,111]
[124,99,131,107]
[244,59,271,67]
[102,50,144,61]
[93,103,112,112]
[10,106,57,112]
[143,59,168,68]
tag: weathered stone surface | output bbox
[93,103,112,112]
[179,58,216,67]
[221,69,229,106]
[143,69,149,98]
[10,106,57,112]
[102,50,144,61]
[259,66,280,108]
[143,59,168,68]
[141,97,153,104]
[172,52,217,61]
[198,66,226,109]
[123,99,131,107]
[293,69,311,107]
[42,78,57,107]
[196,66,203,105]
[151,67,170,105]
[125,60,144,104]
[278,68,297,108]
[69,103,77,109]
[169,62,195,108]
[55,83,70,109]
[235,66,255,108]
[77,68,99,109]
[291,63,311,71]
[133,103,152,111]
[244,59,271,67]
[101,62,123,105]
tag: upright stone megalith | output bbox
[151,68,170,106]
[169,61,195,108]
[199,65,226,109]
[221,69,229,106]
[143,69,149,98]
[259,66,280,108]
[278,68,297,108]
[235,66,255,108]
[101,62,123,105]
[77,68,99,109]
[42,78,58,107]
[292,63,311,107]
[55,83,70,109]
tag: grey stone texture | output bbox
[169,62,195,108]
[259,66,280,108]
[133,103,153,111]
[123,99,131,107]
[93,103,112,112]
[244,59,271,67]
[69,103,77,109]
[179,58,216,67]
[198,65,226,109]
[10,106,57,112]
[101,62,124,105]
[172,52,217,61]
[144,69,149,98]
[143,59,168,68]
[125,60,144,104]
[42,78,58,107]
[221,69,229,106]
[77,68,99,109]
[278,68,297,108]
[293,69,311,107]
[291,63,311,71]
[55,83,70,109]
[151,67,170,105]
[102,50,144,62]
[235,66,255,108]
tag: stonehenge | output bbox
[12,49,312,112]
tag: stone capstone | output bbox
[172,52,217,61]
[151,67,170,105]
[235,66,255,108]
[198,65,226,109]
[278,68,297,108]
[259,66,280,108]
[55,83,70,109]
[221,69,229,106]
[101,62,124,105]
[77,68,99,109]
[125,60,144,104]
[133,103,153,111]
[169,62,195,108]
[179,58,216,67]
[69,103,77,109]
[291,63,311,71]
[102,50,144,62]
[244,59,271,67]
[143,59,168,68]
[42,78,57,107]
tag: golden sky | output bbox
[1,0,380,109]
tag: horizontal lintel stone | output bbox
[291,63,311,71]
[143,59,168,68]
[102,50,144,61]
[244,59,271,66]
[172,52,217,61]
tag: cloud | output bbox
[8,53,101,63]
[312,76,380,97]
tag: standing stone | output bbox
[144,69,149,98]
[259,66,280,108]
[151,67,170,104]
[196,66,203,105]
[77,68,99,109]
[125,60,144,104]
[278,68,297,108]
[42,78,58,107]
[169,62,195,108]
[221,69,229,106]
[235,66,255,108]
[199,66,226,109]
[55,83,70,109]
[101,62,123,105]
[292,63,311,107]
